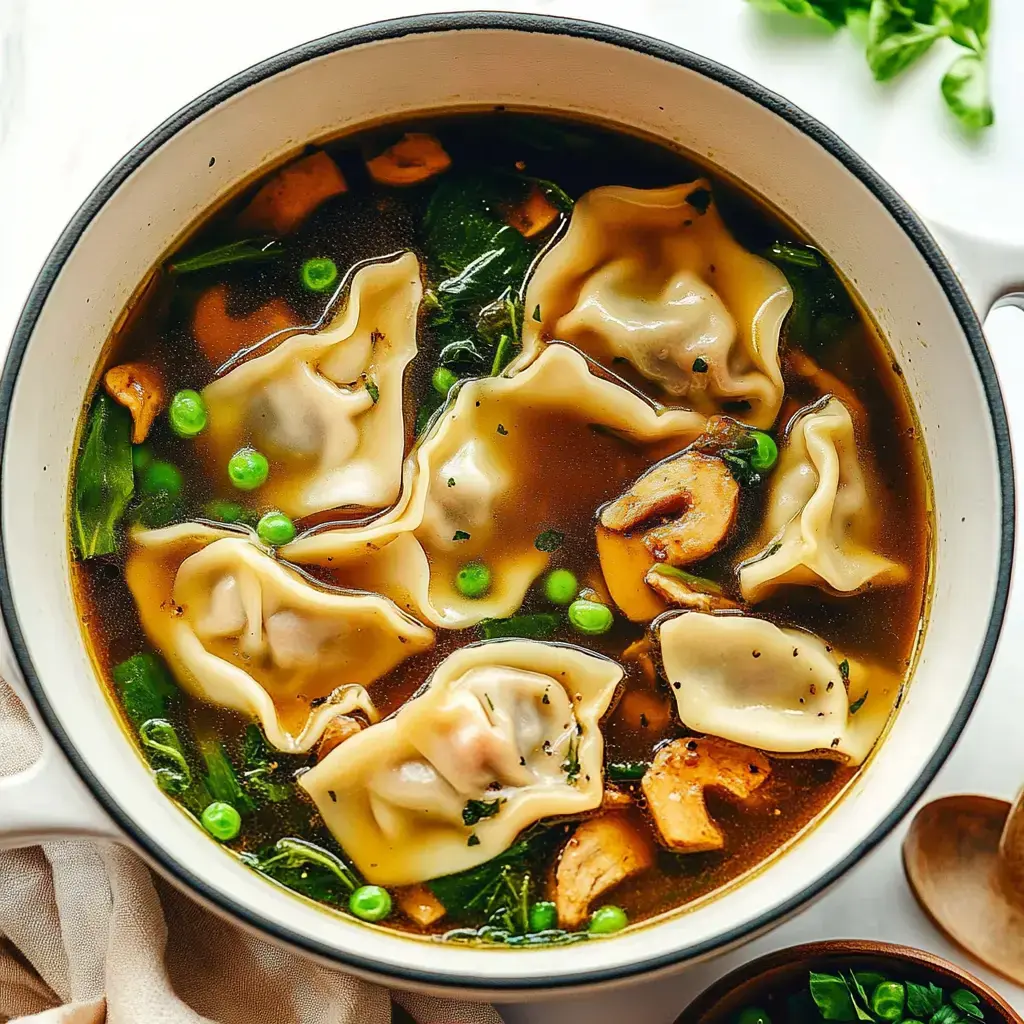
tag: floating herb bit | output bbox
[300,256,339,292]
[362,374,380,404]
[479,613,561,641]
[607,761,649,782]
[168,237,283,275]
[462,798,503,826]
[534,529,564,553]
[692,356,709,373]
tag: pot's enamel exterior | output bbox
[0,14,1014,997]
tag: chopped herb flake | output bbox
[453,530,471,541]
[534,529,564,553]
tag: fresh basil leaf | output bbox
[854,971,889,996]
[866,0,944,81]
[931,1006,967,1024]
[950,989,984,1020]
[941,52,994,129]
[809,971,859,1021]
[112,653,178,728]
[938,0,988,47]
[72,392,135,558]
[845,971,875,1019]
[907,981,945,1017]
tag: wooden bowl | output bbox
[677,941,1023,1023]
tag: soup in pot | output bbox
[70,113,930,945]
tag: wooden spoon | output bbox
[904,792,1024,985]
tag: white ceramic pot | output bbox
[0,13,1020,999]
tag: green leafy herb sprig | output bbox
[807,968,986,1022]
[747,0,993,130]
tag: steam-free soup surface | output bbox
[72,113,929,944]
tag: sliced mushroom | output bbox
[786,349,866,423]
[366,133,451,187]
[600,451,739,567]
[644,566,739,612]
[397,885,447,928]
[602,786,634,810]
[555,814,653,929]
[642,738,770,854]
[315,715,364,761]
[237,150,347,235]
[103,362,165,443]
[507,185,561,238]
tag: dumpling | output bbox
[516,182,792,428]
[124,523,433,752]
[284,343,705,628]
[739,397,906,602]
[300,639,623,885]
[657,611,899,765]
[200,253,421,518]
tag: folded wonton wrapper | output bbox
[284,343,705,628]
[658,611,901,766]
[301,639,623,885]
[516,182,792,429]
[201,253,422,519]
[739,397,907,602]
[124,523,434,752]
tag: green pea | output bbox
[168,389,208,437]
[588,905,628,934]
[301,257,338,293]
[749,431,778,472]
[349,884,392,922]
[141,460,183,498]
[528,901,558,933]
[228,447,269,490]
[870,982,905,1022]
[432,366,458,395]
[206,500,248,524]
[132,444,152,473]
[736,1009,772,1024]
[544,568,578,606]
[257,511,296,547]
[456,562,491,599]
[201,801,241,842]
[568,598,614,636]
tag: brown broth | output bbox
[71,111,930,940]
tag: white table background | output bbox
[2,2,1024,1021]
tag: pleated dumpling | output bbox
[284,343,705,628]
[124,523,433,752]
[517,182,792,428]
[739,397,906,603]
[201,253,422,518]
[658,612,899,766]
[301,640,623,885]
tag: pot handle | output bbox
[926,219,1024,316]
[0,625,120,848]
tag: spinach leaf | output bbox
[692,418,775,487]
[478,613,561,641]
[748,0,860,26]
[907,981,945,1017]
[200,738,256,815]
[72,392,135,559]
[241,723,295,804]
[139,719,190,794]
[112,653,178,728]
[941,52,993,129]
[764,241,857,349]
[809,971,858,1021]
[168,238,283,275]
[463,798,504,826]
[242,837,358,904]
[867,0,944,81]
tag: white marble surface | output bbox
[2,2,1024,1021]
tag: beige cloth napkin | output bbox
[0,683,503,1024]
